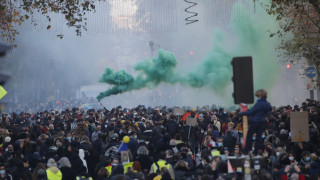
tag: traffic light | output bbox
[231,57,254,104]
[0,44,11,86]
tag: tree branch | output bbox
[309,0,320,15]
[304,10,320,30]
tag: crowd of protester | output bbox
[6,97,100,114]
[0,99,319,180]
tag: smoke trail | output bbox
[97,49,181,101]
[97,0,281,102]
[97,68,135,101]
[97,45,233,102]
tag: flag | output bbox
[118,142,128,153]
[0,86,7,100]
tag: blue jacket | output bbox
[240,98,271,122]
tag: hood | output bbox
[47,166,60,174]
[79,149,85,159]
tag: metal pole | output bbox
[310,90,314,100]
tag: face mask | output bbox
[37,120,40,123]
[223,112,227,114]
[217,142,223,147]
[67,137,72,141]
[256,97,259,101]
[262,135,266,139]
[252,137,256,141]
[289,156,294,161]
[188,151,192,155]
[263,153,268,157]
[0,170,5,175]
[306,157,311,161]
[221,155,226,161]
[119,130,122,134]
[134,135,137,139]
[202,161,206,165]
[276,152,280,157]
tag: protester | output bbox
[0,97,319,179]
[240,89,272,155]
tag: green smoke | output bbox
[97,49,181,101]
[231,1,281,91]
[97,0,281,102]
[97,47,232,102]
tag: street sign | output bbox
[305,67,317,78]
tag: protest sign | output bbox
[290,112,309,142]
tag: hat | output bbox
[4,136,11,143]
[33,152,41,160]
[280,129,287,134]
[47,158,57,167]
[311,153,318,161]
[49,146,57,152]
[111,118,117,121]
[169,139,176,146]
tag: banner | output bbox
[186,117,197,126]
[173,108,185,116]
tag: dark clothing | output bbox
[136,155,153,171]
[223,134,237,151]
[174,169,193,180]
[240,98,272,123]
[241,98,271,154]
[85,153,98,178]
[60,166,77,180]
[165,120,179,138]
[244,122,265,154]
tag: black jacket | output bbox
[165,120,179,138]
[60,166,77,180]
[223,134,237,150]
